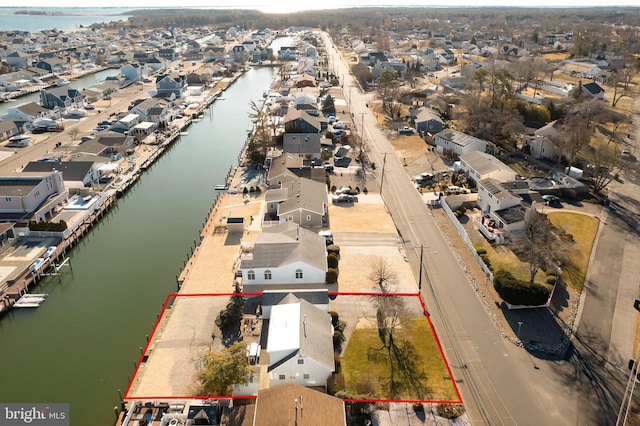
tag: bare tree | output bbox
[369,257,398,292]
[587,124,624,193]
[517,209,557,282]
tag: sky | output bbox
[4,1,640,13]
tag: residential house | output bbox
[459,151,517,185]
[158,47,179,61]
[107,50,128,64]
[4,102,53,123]
[240,222,328,288]
[261,289,329,319]
[22,161,98,189]
[230,45,249,64]
[111,113,140,133]
[186,70,212,86]
[528,120,561,160]
[411,107,445,136]
[0,171,67,223]
[33,57,69,74]
[5,51,31,69]
[204,46,226,63]
[0,119,21,142]
[439,49,457,65]
[284,110,321,134]
[120,64,142,81]
[155,74,187,99]
[282,133,321,160]
[278,46,297,60]
[73,132,136,157]
[39,86,83,109]
[434,129,487,158]
[238,382,346,425]
[266,297,334,388]
[264,175,328,227]
[582,82,605,100]
[266,153,326,186]
[129,98,166,123]
[476,178,527,234]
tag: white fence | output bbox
[440,197,494,281]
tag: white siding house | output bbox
[240,222,327,288]
[267,298,334,389]
[434,129,487,157]
[460,151,517,184]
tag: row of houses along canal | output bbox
[0,63,280,425]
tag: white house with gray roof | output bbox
[240,222,327,288]
[266,296,334,388]
[434,129,487,158]
[264,175,328,228]
[460,151,517,185]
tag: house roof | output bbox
[240,221,327,271]
[282,133,321,156]
[0,119,19,134]
[266,297,334,372]
[267,153,304,182]
[15,102,48,117]
[284,110,321,132]
[0,177,43,197]
[461,151,514,178]
[435,129,486,148]
[262,289,330,308]
[414,107,443,124]
[479,178,520,201]
[253,383,345,426]
[493,204,527,224]
[277,176,328,216]
[534,120,561,137]
[22,161,93,182]
[582,82,604,95]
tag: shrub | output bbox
[326,268,338,283]
[355,186,360,194]
[493,270,551,306]
[242,186,249,194]
[363,187,368,194]
[456,205,467,216]
[327,244,341,256]
[476,248,487,255]
[29,220,68,232]
[328,311,339,326]
[436,404,465,419]
[546,276,558,285]
[327,253,339,269]
[480,254,492,270]
[331,185,337,193]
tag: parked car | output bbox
[85,104,96,110]
[324,164,334,173]
[542,194,560,205]
[333,121,349,129]
[333,129,345,137]
[80,135,95,143]
[99,120,112,126]
[332,194,354,203]
[398,126,414,135]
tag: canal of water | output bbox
[0,63,281,425]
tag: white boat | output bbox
[67,108,87,117]
[33,118,60,128]
[214,184,229,190]
[56,78,70,86]
[14,293,48,308]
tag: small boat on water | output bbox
[14,293,48,308]
[56,78,70,86]
[214,184,229,190]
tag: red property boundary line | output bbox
[123,291,463,405]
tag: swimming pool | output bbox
[65,194,99,210]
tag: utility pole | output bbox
[379,152,387,195]
[418,245,424,292]
[359,112,365,163]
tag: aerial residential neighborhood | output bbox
[0,6,639,426]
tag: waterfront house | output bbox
[261,289,329,319]
[266,297,334,388]
[0,171,68,223]
[129,98,169,123]
[39,86,84,109]
[234,383,346,426]
[283,110,321,134]
[33,57,69,75]
[434,129,487,158]
[5,51,31,69]
[266,153,326,185]
[73,133,136,158]
[240,222,328,288]
[23,161,98,189]
[155,74,187,99]
[265,175,328,228]
[459,151,517,185]
[282,133,322,160]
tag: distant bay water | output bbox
[0,7,133,33]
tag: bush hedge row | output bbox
[493,270,551,306]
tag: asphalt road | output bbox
[322,33,571,425]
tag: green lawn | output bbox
[341,318,458,401]
[474,211,600,292]
[547,212,600,292]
